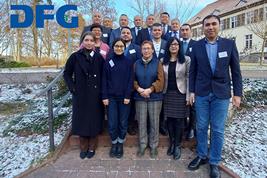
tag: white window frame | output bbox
[245,34,253,49]
[231,16,237,28]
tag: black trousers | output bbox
[167,117,184,146]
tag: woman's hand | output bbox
[124,99,130,104]
[102,99,109,106]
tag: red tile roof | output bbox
[187,0,262,25]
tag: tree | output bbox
[70,0,117,24]
[129,0,198,24]
[245,6,266,65]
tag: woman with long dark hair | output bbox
[162,37,190,160]
[63,32,104,159]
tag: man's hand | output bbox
[142,88,152,98]
[124,99,130,104]
[232,96,241,108]
[102,99,109,106]
[189,93,195,106]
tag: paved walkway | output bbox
[24,147,231,178]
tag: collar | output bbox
[205,36,220,44]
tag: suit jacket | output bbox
[136,28,152,45]
[130,27,142,44]
[163,56,191,101]
[183,39,197,58]
[153,39,167,60]
[125,43,142,65]
[161,24,172,37]
[189,37,242,99]
[163,31,180,41]
[81,25,111,44]
[109,27,121,46]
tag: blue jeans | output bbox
[108,98,130,144]
[195,93,230,165]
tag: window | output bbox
[220,20,225,30]
[259,8,264,22]
[192,28,197,37]
[245,34,252,49]
[231,16,237,28]
[197,27,203,37]
[237,13,245,26]
[265,7,267,20]
[246,11,254,24]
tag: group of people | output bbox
[63,11,242,178]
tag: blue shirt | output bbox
[205,38,218,74]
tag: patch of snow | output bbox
[223,107,267,178]
[0,68,61,73]
[0,83,71,178]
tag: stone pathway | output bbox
[24,147,231,178]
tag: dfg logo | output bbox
[10,5,78,28]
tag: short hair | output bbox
[90,23,103,32]
[202,15,220,25]
[141,40,154,50]
[120,14,128,18]
[152,23,162,28]
[111,38,126,49]
[80,31,95,45]
[161,12,170,17]
[146,14,154,20]
[181,23,191,29]
[121,26,131,32]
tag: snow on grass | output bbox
[223,79,267,178]
[0,83,71,178]
[223,107,267,178]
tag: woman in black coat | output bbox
[64,31,104,159]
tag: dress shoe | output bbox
[109,144,117,158]
[159,126,168,136]
[116,143,123,158]
[150,148,158,158]
[210,165,221,178]
[173,146,181,160]
[79,151,87,159]
[188,156,208,170]
[187,129,195,139]
[127,125,137,135]
[87,150,95,159]
[167,143,174,156]
[137,147,146,157]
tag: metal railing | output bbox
[36,69,70,151]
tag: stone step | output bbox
[68,132,196,148]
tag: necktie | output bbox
[174,31,177,38]
[162,25,166,35]
[183,41,188,54]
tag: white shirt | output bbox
[152,39,161,58]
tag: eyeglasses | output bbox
[170,43,179,46]
[114,45,125,48]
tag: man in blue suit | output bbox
[136,14,155,45]
[188,15,242,178]
[180,23,197,140]
[121,27,142,135]
[131,15,143,44]
[163,18,180,41]
[109,14,129,46]
[160,12,172,38]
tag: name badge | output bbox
[189,47,192,52]
[100,49,107,55]
[218,51,228,58]
[109,60,115,67]
[103,33,108,37]
[129,49,136,54]
[90,51,94,57]
[160,49,165,54]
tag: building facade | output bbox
[188,0,267,58]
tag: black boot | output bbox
[109,144,117,158]
[116,143,123,158]
[173,146,181,160]
[167,141,174,156]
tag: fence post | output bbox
[47,88,55,151]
